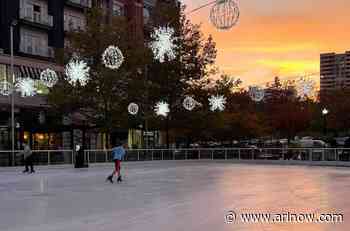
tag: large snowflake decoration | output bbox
[0,81,12,96]
[209,95,226,112]
[183,96,201,111]
[154,101,170,117]
[40,68,58,88]
[16,78,37,97]
[149,26,177,63]
[102,45,124,70]
[128,103,139,115]
[65,58,90,86]
[249,86,265,102]
[296,77,316,98]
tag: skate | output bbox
[30,170,35,174]
[117,175,122,183]
[106,175,114,184]
[22,170,28,174]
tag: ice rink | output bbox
[0,160,349,231]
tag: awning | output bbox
[18,65,64,79]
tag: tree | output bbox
[48,7,148,148]
[146,1,218,147]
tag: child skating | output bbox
[106,142,128,183]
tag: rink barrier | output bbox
[84,148,350,164]
[0,150,74,167]
[1,148,350,167]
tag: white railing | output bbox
[0,150,74,167]
[1,148,350,167]
[84,148,350,163]
[19,43,54,58]
[67,0,92,8]
[19,8,53,27]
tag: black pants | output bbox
[24,155,34,172]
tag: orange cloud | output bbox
[185,0,350,86]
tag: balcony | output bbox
[66,0,92,9]
[19,43,54,58]
[19,8,53,28]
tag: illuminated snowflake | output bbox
[16,78,37,97]
[40,68,58,88]
[128,103,139,115]
[65,58,90,86]
[0,81,12,96]
[296,78,315,98]
[102,45,124,70]
[183,96,200,111]
[249,86,265,102]
[155,101,170,117]
[209,95,226,112]
[150,26,177,63]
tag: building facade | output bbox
[0,0,155,155]
[320,51,350,91]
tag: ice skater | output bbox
[106,142,128,183]
[18,143,35,173]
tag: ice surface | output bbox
[0,161,349,231]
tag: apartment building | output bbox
[320,51,350,91]
[0,0,153,153]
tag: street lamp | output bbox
[322,108,329,135]
[10,20,17,166]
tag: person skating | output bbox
[18,143,34,173]
[106,142,128,183]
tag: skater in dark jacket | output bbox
[17,144,35,173]
[106,142,128,183]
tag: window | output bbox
[0,65,7,82]
[112,1,124,16]
[20,28,48,56]
[33,4,41,13]
[64,10,86,31]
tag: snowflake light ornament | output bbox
[149,26,177,63]
[155,101,170,117]
[296,77,316,98]
[65,57,90,86]
[209,95,226,112]
[128,103,139,115]
[0,81,12,96]
[249,86,265,102]
[102,45,124,70]
[16,78,37,97]
[40,68,58,88]
[183,96,200,111]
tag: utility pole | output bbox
[10,20,17,166]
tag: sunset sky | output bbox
[184,0,350,87]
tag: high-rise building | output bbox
[320,51,350,91]
[0,0,153,152]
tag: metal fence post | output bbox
[211,150,214,160]
[161,150,164,160]
[71,150,74,165]
[151,150,154,161]
[173,150,175,160]
[86,151,90,164]
[185,150,188,160]
[105,150,108,163]
[198,150,201,160]
[322,149,325,161]
[137,150,140,161]
[309,149,312,161]
[225,149,227,160]
[238,149,241,160]
[48,151,50,165]
[251,149,254,160]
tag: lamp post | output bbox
[10,20,17,166]
[322,108,329,135]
